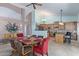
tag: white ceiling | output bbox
[0,3,21,14]
[0,3,79,16]
[18,3,79,16]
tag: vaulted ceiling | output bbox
[0,3,21,14]
[0,3,79,20]
[17,3,79,16]
[1,3,79,16]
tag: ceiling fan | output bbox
[26,3,42,9]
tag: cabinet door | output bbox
[53,23,59,30]
[59,24,64,30]
[65,22,75,31]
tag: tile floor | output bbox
[0,43,12,56]
[49,39,79,56]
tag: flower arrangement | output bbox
[5,22,18,33]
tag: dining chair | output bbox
[17,33,24,37]
[64,32,72,44]
[3,33,11,39]
[9,39,17,55]
[33,37,48,56]
[17,33,24,40]
[14,40,32,56]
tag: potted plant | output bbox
[5,22,19,39]
[5,22,18,33]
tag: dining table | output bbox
[17,37,42,55]
[18,37,43,45]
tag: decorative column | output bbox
[20,8,27,36]
[32,10,36,34]
[26,11,32,36]
[77,14,79,42]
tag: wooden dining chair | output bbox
[9,39,17,55]
[14,40,32,56]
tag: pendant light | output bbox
[59,9,64,25]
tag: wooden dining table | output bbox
[18,37,42,55]
[18,37,42,45]
[15,37,43,55]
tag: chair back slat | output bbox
[9,39,16,49]
[14,40,23,53]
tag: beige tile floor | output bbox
[0,43,12,56]
[48,39,79,56]
[0,39,79,56]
